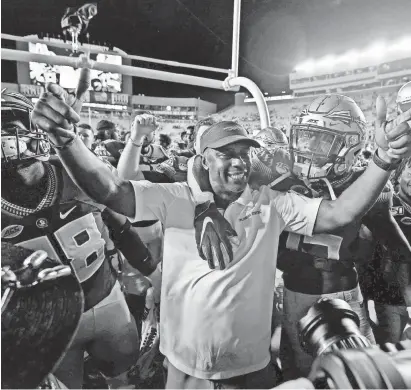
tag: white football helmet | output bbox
[290,94,365,181]
[396,81,411,114]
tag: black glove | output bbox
[194,201,239,270]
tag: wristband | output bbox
[373,149,402,172]
[129,137,143,147]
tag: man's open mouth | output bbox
[228,171,247,181]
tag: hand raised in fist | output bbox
[32,67,90,145]
[375,95,411,161]
[131,113,158,145]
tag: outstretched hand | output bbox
[32,67,90,142]
[375,96,411,160]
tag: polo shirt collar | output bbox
[234,185,253,207]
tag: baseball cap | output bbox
[1,242,84,389]
[200,121,260,154]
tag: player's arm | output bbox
[313,99,411,234]
[102,208,158,276]
[117,115,157,181]
[31,70,136,217]
[54,136,136,217]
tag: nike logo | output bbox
[200,217,214,245]
[60,205,77,220]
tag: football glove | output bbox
[194,201,239,270]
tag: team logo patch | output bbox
[276,162,290,175]
[36,218,49,229]
[1,225,24,239]
[401,217,411,226]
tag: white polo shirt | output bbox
[130,180,322,380]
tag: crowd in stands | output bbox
[213,85,404,141]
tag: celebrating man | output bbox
[32,69,411,388]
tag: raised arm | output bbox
[117,114,158,180]
[31,69,136,217]
[313,98,411,234]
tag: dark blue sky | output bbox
[2,0,411,108]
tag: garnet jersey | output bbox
[1,160,116,310]
[276,172,393,282]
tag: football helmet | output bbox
[250,127,292,187]
[254,126,289,151]
[1,90,50,166]
[396,81,411,114]
[290,94,365,181]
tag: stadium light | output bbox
[317,55,337,68]
[295,59,315,73]
[390,36,411,52]
[339,50,359,64]
[364,41,386,59]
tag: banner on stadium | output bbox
[19,84,44,98]
[111,93,129,106]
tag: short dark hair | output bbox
[187,125,195,132]
[180,130,187,140]
[159,134,172,147]
[96,120,116,132]
[362,150,372,159]
[77,123,93,131]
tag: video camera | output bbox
[298,299,411,389]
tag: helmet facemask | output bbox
[290,123,362,181]
[1,95,50,168]
[290,95,366,185]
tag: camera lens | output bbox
[298,298,370,357]
[308,341,411,389]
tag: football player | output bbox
[276,94,410,378]
[0,90,144,388]
[186,94,411,379]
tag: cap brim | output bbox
[204,135,260,153]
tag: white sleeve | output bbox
[271,189,322,236]
[129,180,194,228]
